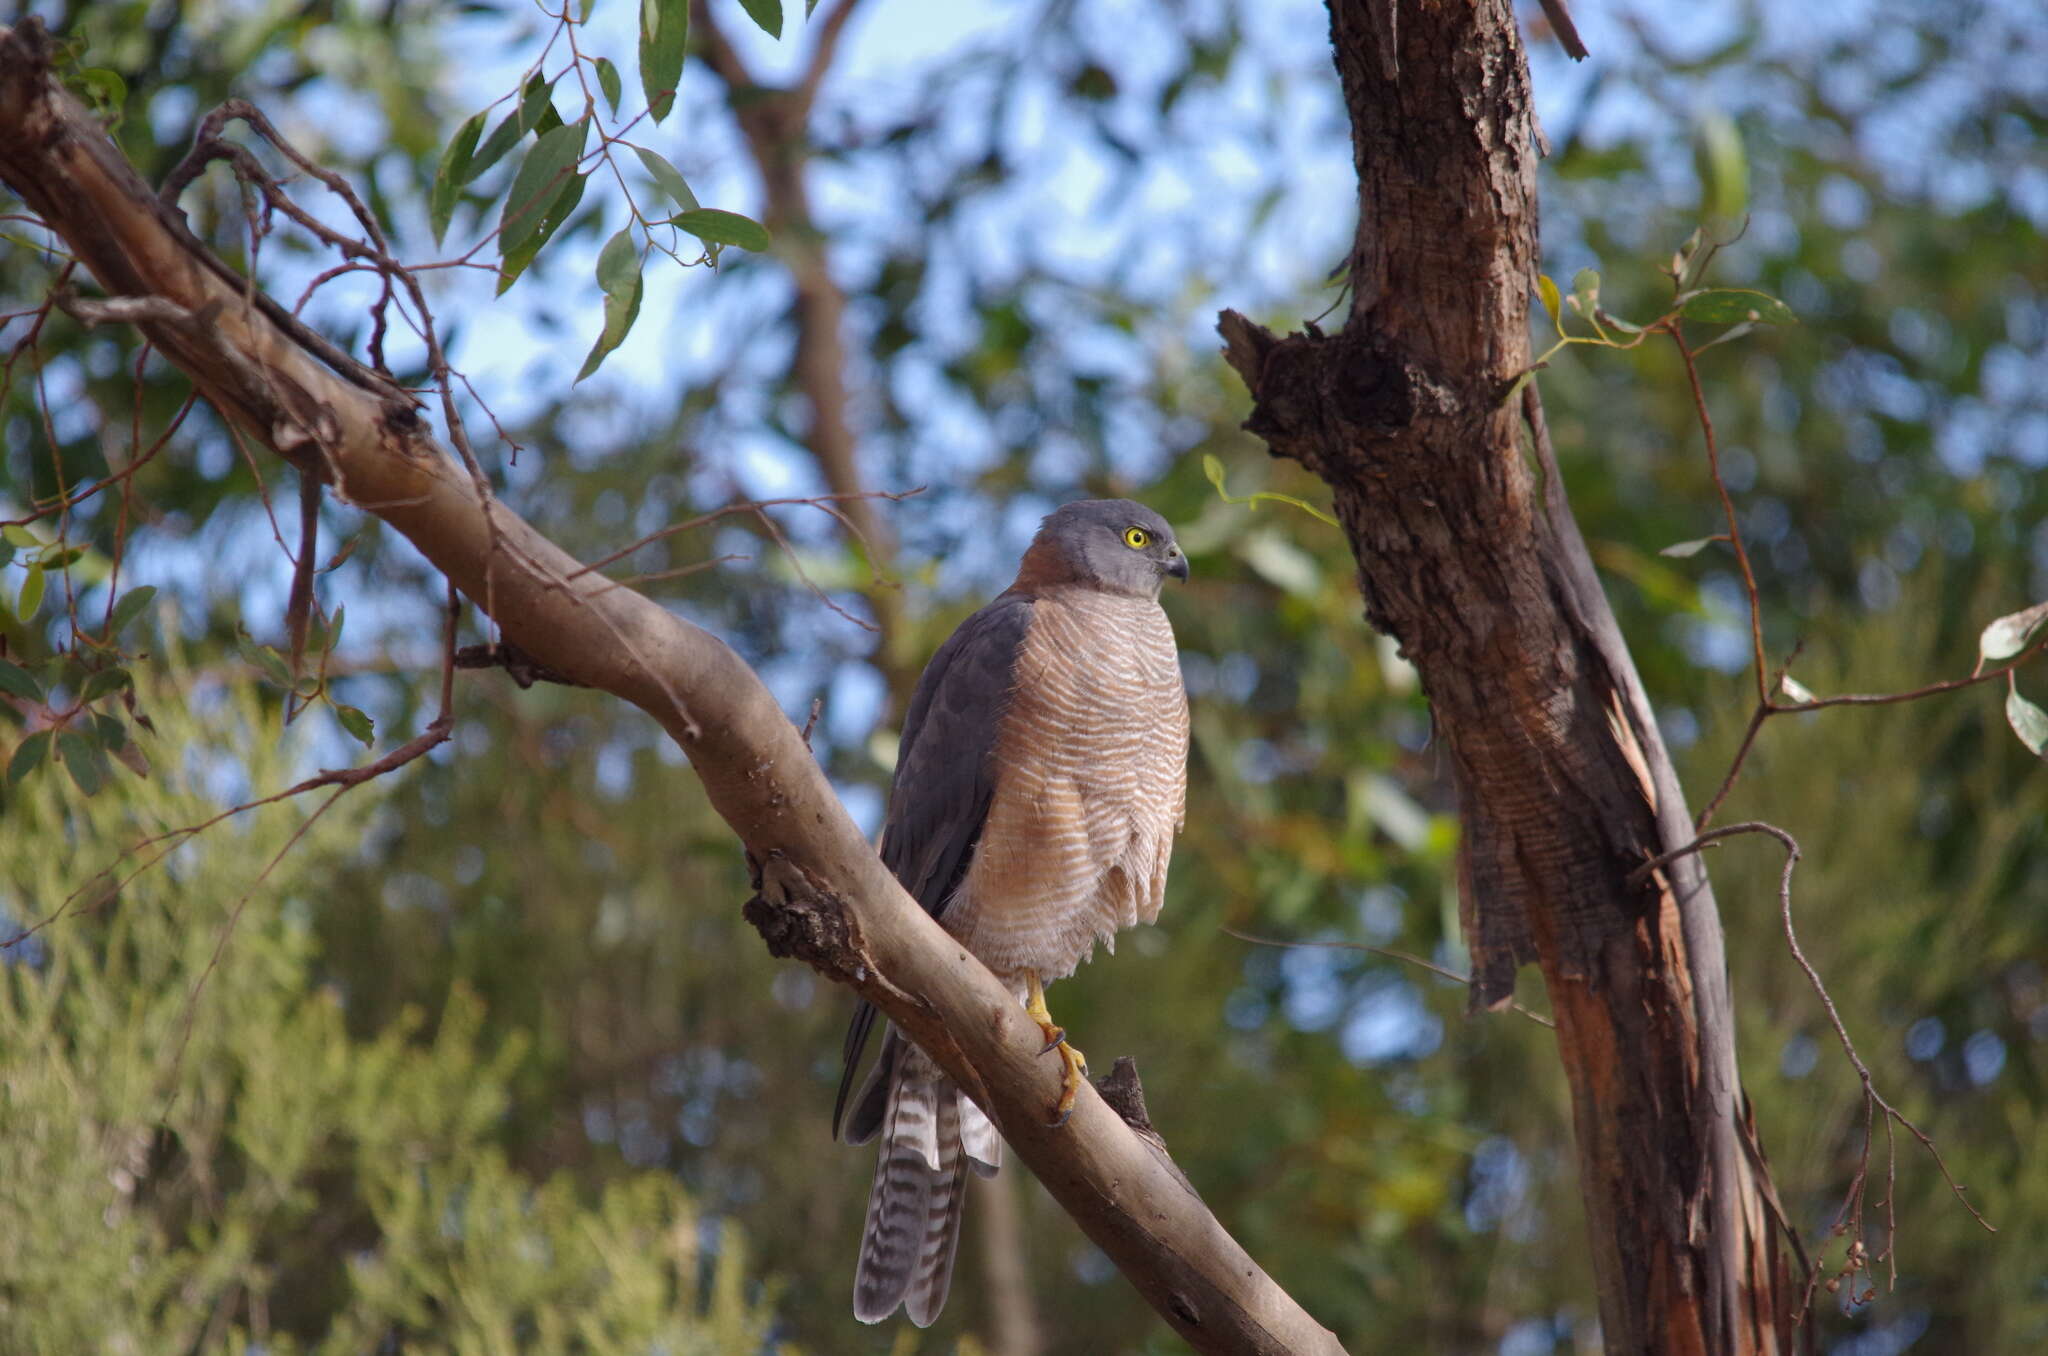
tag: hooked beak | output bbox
[1165,546,1189,582]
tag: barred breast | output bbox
[945,588,1189,984]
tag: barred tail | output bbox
[853,1066,970,1326]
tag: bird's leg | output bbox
[1023,970,1087,1125]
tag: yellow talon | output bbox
[1024,970,1087,1125]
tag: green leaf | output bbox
[1202,453,1340,528]
[18,564,44,620]
[74,66,127,119]
[1693,110,1748,222]
[1,525,40,549]
[36,545,85,570]
[92,711,126,751]
[578,229,646,382]
[518,73,559,135]
[7,729,51,786]
[639,0,690,124]
[500,120,589,256]
[239,637,295,690]
[470,108,527,183]
[1979,601,2048,664]
[1779,673,1816,705]
[634,146,700,212]
[1672,226,1709,290]
[335,703,375,747]
[0,541,14,569]
[595,56,623,115]
[1570,268,1600,319]
[108,584,157,636]
[0,658,43,704]
[738,0,783,39]
[327,604,346,652]
[431,111,486,244]
[1679,289,1797,327]
[497,173,587,295]
[1537,273,1562,331]
[2006,689,2048,757]
[669,208,772,253]
[1659,537,1718,559]
[56,730,106,797]
[79,667,130,702]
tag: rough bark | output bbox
[0,19,1342,1355]
[1218,2,1801,1352]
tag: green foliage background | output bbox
[3,1,2045,1352]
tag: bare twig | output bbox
[566,488,922,581]
[1671,324,1768,704]
[1222,926,1555,1029]
[1633,820,1994,1318]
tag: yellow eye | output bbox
[1123,526,1150,550]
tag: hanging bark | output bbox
[1218,2,1802,1351]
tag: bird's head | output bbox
[1018,498,1188,598]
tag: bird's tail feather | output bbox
[854,1063,973,1326]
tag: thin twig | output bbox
[566,489,923,580]
[1670,323,1768,704]
[1222,926,1555,1029]
[1630,820,1994,1320]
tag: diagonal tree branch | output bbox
[0,20,1341,1355]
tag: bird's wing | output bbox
[834,591,1035,1139]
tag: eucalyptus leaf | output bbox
[497,173,587,295]
[239,639,295,690]
[18,565,44,620]
[578,229,646,382]
[1979,601,2048,664]
[1537,273,1562,330]
[1570,268,1600,318]
[431,110,486,243]
[7,729,51,786]
[738,0,782,39]
[79,668,131,703]
[336,703,376,747]
[669,208,772,253]
[2006,689,2048,757]
[634,146,700,212]
[108,584,157,636]
[0,659,43,705]
[1679,289,1796,327]
[1202,453,1339,527]
[639,0,690,123]
[500,120,589,256]
[56,730,107,797]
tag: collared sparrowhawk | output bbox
[834,498,1191,1327]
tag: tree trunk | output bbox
[1219,3,1802,1351]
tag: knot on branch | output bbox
[452,641,585,689]
[741,850,868,986]
[1096,1056,1200,1199]
[1217,308,1433,479]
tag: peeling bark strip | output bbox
[1217,2,1802,1352]
[0,20,1343,1354]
